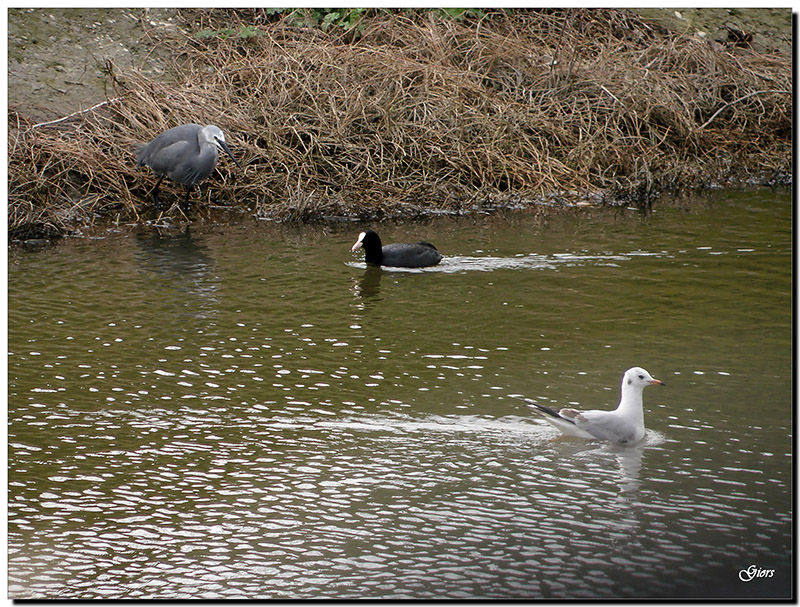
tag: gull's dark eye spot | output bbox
[638,374,644,380]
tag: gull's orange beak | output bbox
[649,378,665,386]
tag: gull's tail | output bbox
[510,393,597,439]
[509,394,576,425]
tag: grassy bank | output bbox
[8,9,791,240]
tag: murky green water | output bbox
[8,190,792,599]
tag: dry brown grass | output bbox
[8,9,792,239]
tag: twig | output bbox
[599,85,622,106]
[29,98,123,130]
[698,90,790,130]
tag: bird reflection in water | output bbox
[134,227,219,321]
[351,265,384,300]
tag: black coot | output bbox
[351,230,443,268]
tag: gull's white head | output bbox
[623,367,664,390]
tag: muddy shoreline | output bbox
[8,8,792,242]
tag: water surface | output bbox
[8,190,792,599]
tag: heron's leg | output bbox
[180,185,193,212]
[151,175,165,210]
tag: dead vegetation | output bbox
[8,9,792,240]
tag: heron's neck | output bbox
[203,146,219,161]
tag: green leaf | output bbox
[440,8,467,19]
[321,11,341,31]
[238,25,261,39]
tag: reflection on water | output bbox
[133,228,219,321]
[351,266,384,300]
[8,190,792,599]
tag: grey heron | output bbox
[136,123,242,211]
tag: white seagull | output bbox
[512,367,665,444]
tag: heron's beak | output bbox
[216,138,243,169]
[649,378,665,386]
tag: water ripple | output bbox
[9,194,792,599]
[346,249,668,274]
[9,407,791,598]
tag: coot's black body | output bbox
[351,230,442,268]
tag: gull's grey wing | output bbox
[573,410,641,444]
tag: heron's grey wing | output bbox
[573,411,640,444]
[136,125,201,169]
[144,140,194,177]
[146,138,215,187]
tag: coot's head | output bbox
[351,230,384,266]
[351,230,382,253]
